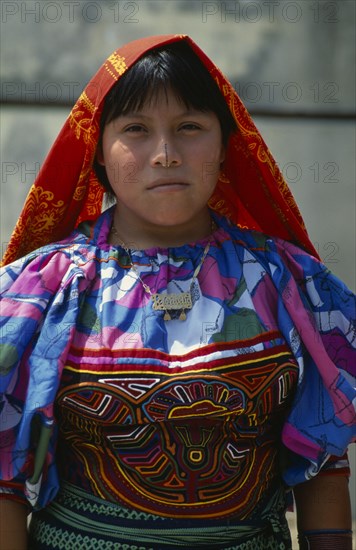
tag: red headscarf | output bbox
[1,34,318,265]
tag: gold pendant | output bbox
[179,310,187,321]
[152,291,192,321]
[151,292,192,311]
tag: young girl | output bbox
[1,35,354,550]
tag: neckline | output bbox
[91,206,230,255]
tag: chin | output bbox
[151,216,192,228]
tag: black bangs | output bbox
[100,41,236,144]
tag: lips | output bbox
[147,180,189,191]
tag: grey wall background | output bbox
[1,0,355,536]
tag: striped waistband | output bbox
[29,482,290,549]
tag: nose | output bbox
[151,139,181,168]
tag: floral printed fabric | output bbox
[0,209,355,511]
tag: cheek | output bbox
[103,152,121,185]
[199,134,224,165]
[106,163,140,190]
[102,144,136,185]
[199,141,224,185]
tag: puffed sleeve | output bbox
[0,247,85,509]
[263,237,355,485]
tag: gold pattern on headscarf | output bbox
[86,185,105,216]
[69,94,99,149]
[73,185,87,201]
[77,163,94,186]
[76,91,96,114]
[208,195,232,219]
[10,185,66,254]
[104,53,127,80]
[221,83,231,97]
[257,145,275,174]
[218,171,231,184]
[26,185,65,214]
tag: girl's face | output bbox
[98,88,225,247]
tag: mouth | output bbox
[147,180,189,191]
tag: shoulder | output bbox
[215,214,272,250]
[230,223,322,268]
[0,230,98,297]
[1,207,114,277]
[218,218,284,263]
[220,219,333,286]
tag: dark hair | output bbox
[94,41,237,192]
